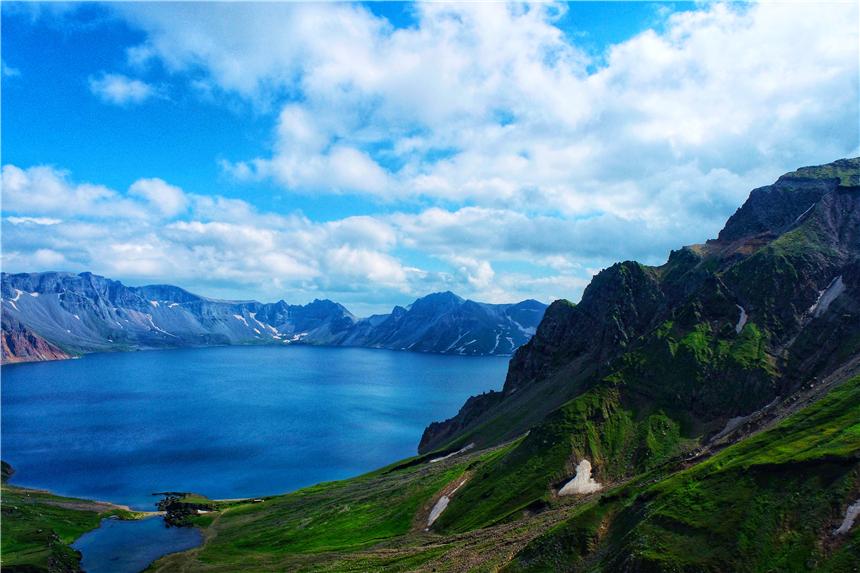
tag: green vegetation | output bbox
[141,375,860,572]
[151,453,473,571]
[1,481,142,572]
[507,374,860,572]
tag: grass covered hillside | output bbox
[1,464,145,573]
[143,373,859,572]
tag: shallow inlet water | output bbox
[72,516,202,573]
[2,345,508,509]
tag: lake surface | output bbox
[72,516,202,573]
[2,345,508,509]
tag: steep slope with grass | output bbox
[413,159,860,539]
[139,372,859,572]
[422,158,859,456]
[506,373,860,572]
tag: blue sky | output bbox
[2,1,858,315]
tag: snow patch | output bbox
[11,289,22,302]
[793,202,816,224]
[810,275,845,318]
[427,480,467,528]
[443,331,467,353]
[6,300,18,311]
[168,303,179,308]
[735,305,748,334]
[232,314,249,326]
[430,443,475,464]
[28,292,39,298]
[491,331,501,353]
[835,499,860,535]
[73,314,80,321]
[427,496,450,527]
[559,459,602,495]
[146,315,176,337]
[511,318,536,337]
[249,312,276,333]
[149,300,159,308]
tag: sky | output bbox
[1,1,858,316]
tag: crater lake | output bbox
[1,345,508,509]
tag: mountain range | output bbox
[0,275,546,364]
[4,157,859,572]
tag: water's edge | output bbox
[72,516,203,573]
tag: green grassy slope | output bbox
[150,450,487,571]
[506,374,860,572]
[144,374,859,572]
[1,482,141,572]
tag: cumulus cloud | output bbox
[1,164,149,219]
[88,72,159,105]
[111,2,857,217]
[129,178,188,217]
[5,2,858,309]
[1,164,597,307]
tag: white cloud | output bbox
[129,178,188,217]
[5,2,858,308]
[6,216,62,226]
[1,164,601,306]
[107,1,857,233]
[1,164,148,219]
[88,72,159,106]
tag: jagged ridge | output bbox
[0,275,546,363]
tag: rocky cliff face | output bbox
[1,276,546,363]
[1,316,71,364]
[420,157,860,455]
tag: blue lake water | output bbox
[72,516,202,573]
[1,345,508,509]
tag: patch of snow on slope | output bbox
[249,312,277,334]
[427,496,450,527]
[146,315,176,337]
[810,275,845,318]
[232,314,249,326]
[6,300,18,311]
[73,314,80,320]
[559,459,602,495]
[835,499,860,535]
[735,305,748,334]
[793,202,816,224]
[430,443,475,464]
[511,318,536,336]
[149,300,159,308]
[28,292,39,297]
[11,289,22,302]
[443,331,466,352]
[491,331,501,353]
[427,480,467,528]
[457,340,478,354]
[168,303,179,308]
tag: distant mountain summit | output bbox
[0,275,546,363]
